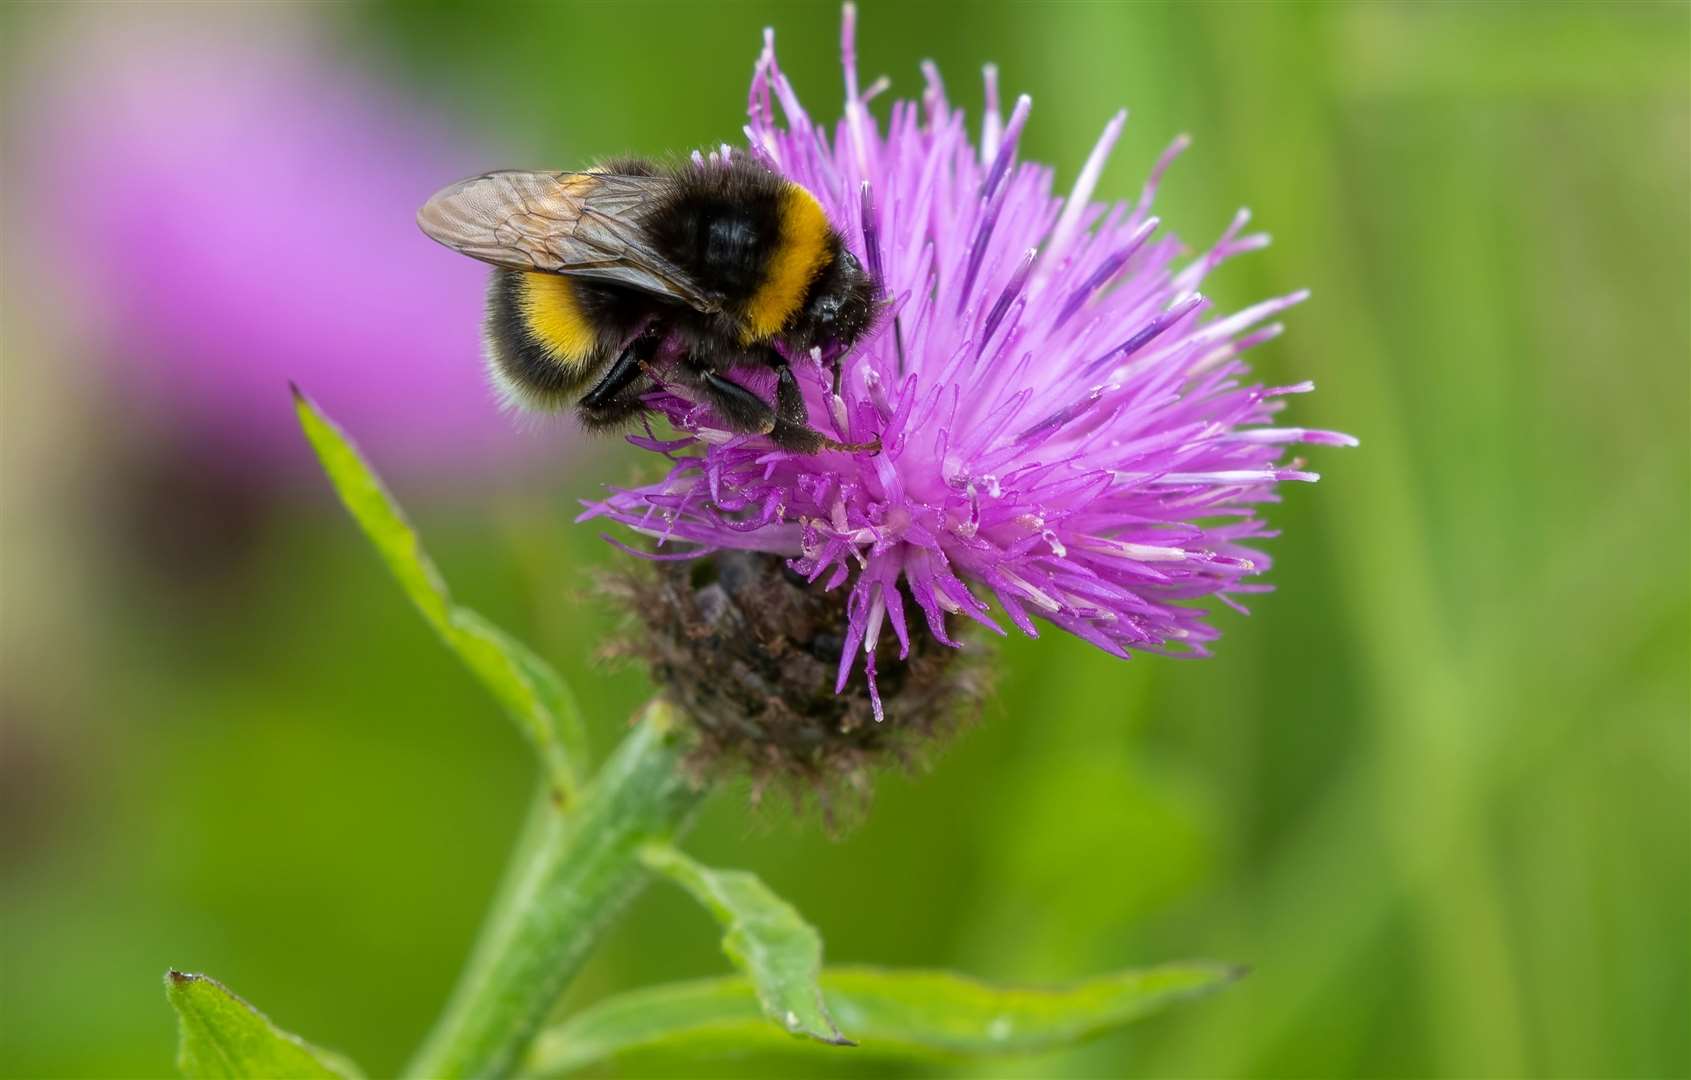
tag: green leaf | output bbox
[638,843,850,1047]
[525,963,1240,1076]
[292,387,586,802]
[165,970,361,1079]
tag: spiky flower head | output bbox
[588,8,1352,724]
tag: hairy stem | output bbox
[405,700,705,1079]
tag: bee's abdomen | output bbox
[485,270,609,408]
[518,272,600,361]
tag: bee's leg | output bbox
[758,349,881,455]
[580,325,662,412]
[771,360,811,429]
[698,370,779,435]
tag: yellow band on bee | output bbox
[741,183,832,344]
[519,272,598,366]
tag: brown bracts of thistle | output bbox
[605,550,986,819]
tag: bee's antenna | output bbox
[869,294,907,376]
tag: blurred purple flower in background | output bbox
[23,11,545,479]
[588,10,1352,713]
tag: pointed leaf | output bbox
[293,387,586,801]
[638,843,849,1046]
[165,970,361,1079]
[525,963,1240,1075]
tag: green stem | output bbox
[405,700,706,1079]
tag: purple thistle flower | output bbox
[586,7,1352,718]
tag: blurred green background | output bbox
[2,2,1687,1078]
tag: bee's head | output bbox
[788,247,880,352]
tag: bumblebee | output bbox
[417,156,880,453]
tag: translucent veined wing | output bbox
[417,170,723,313]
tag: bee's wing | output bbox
[417,170,722,314]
